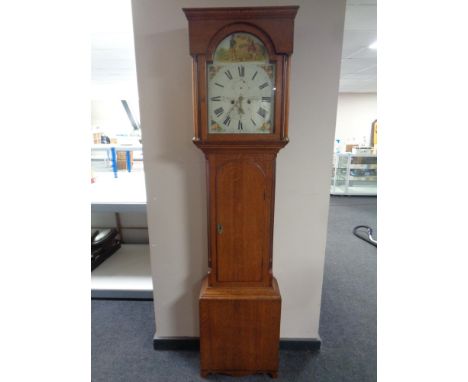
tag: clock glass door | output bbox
[207,33,276,134]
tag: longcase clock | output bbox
[183,6,299,378]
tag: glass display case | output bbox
[331,153,377,195]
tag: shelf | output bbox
[349,164,377,169]
[91,171,147,210]
[348,176,377,181]
[91,203,147,213]
[330,185,377,196]
[335,152,377,157]
[91,244,153,299]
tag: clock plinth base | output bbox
[199,276,281,378]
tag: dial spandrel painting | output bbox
[207,33,276,134]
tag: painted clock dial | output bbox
[207,33,275,134]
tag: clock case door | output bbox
[207,152,276,288]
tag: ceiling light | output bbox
[369,41,377,50]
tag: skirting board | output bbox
[153,337,321,352]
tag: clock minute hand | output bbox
[236,95,245,114]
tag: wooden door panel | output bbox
[216,160,267,283]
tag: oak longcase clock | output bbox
[183,6,299,378]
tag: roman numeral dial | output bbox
[207,62,275,134]
[214,107,224,117]
[257,107,267,119]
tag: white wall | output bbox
[335,93,377,147]
[132,0,346,339]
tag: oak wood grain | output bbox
[183,6,299,55]
[215,160,266,283]
[200,276,281,377]
[207,153,275,288]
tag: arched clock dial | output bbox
[206,33,276,134]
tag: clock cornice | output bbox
[183,6,298,56]
[182,6,299,20]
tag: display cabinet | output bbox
[331,153,377,195]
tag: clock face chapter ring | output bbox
[207,62,276,134]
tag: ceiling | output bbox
[339,0,377,93]
[91,0,376,97]
[91,0,138,99]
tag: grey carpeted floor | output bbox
[92,196,376,381]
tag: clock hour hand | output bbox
[226,101,237,116]
[237,95,245,115]
[223,96,246,119]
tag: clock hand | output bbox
[221,96,238,117]
[229,94,245,114]
[237,95,245,114]
[226,96,242,116]
[226,102,237,116]
[223,95,247,119]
